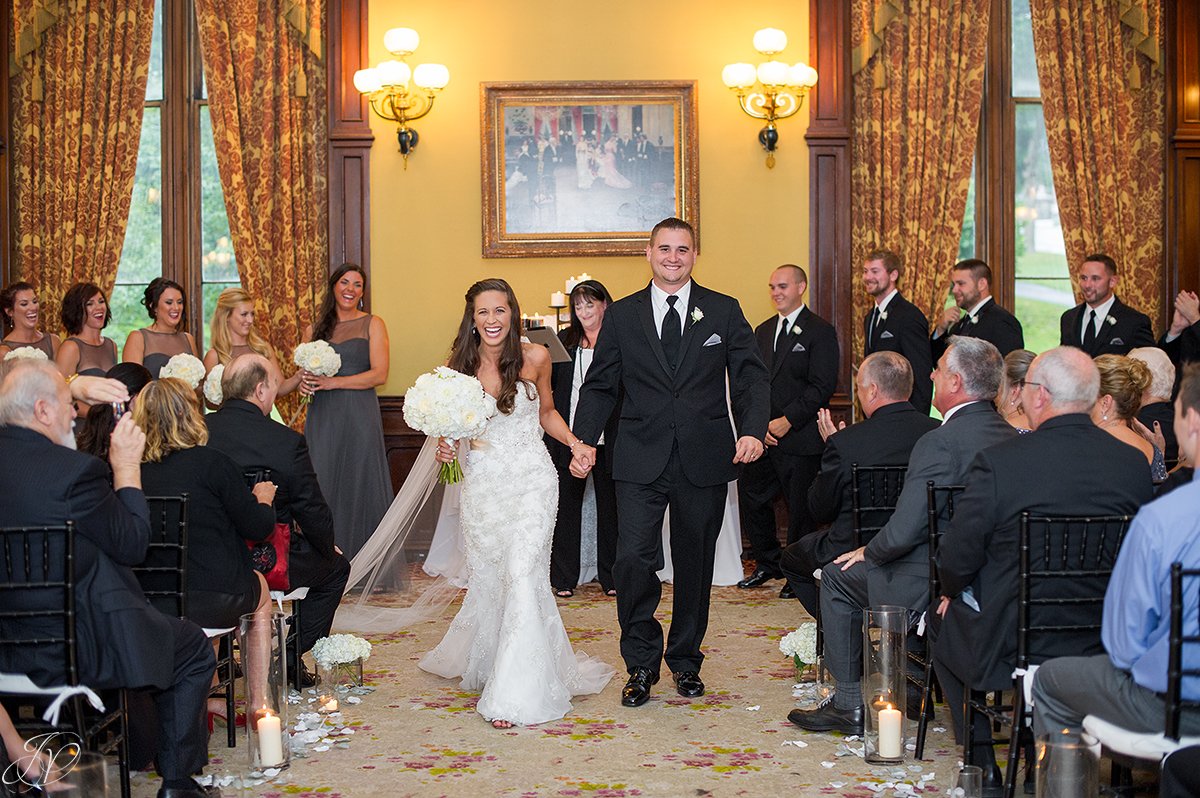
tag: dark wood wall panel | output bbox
[1,0,11,285]
[1171,0,1200,303]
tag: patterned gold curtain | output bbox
[194,0,328,426]
[1029,0,1164,326]
[849,0,991,361]
[10,0,155,331]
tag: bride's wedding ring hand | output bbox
[435,439,457,464]
[732,435,765,464]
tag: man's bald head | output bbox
[221,353,276,413]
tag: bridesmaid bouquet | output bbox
[293,340,343,405]
[2,346,48,361]
[403,366,496,484]
[159,353,206,389]
[203,364,225,405]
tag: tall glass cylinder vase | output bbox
[238,611,290,775]
[1036,731,1098,797]
[862,605,907,764]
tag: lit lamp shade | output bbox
[413,63,450,90]
[352,68,382,94]
[753,27,788,55]
[376,59,412,87]
[721,62,757,89]
[788,63,819,88]
[383,27,420,55]
[757,60,790,87]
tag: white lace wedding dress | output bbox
[417,387,614,725]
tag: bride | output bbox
[379,278,614,728]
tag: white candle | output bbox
[256,709,284,765]
[578,271,592,282]
[878,702,903,758]
[565,276,578,293]
[550,291,566,307]
[320,697,339,713]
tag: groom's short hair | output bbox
[649,217,695,246]
[861,351,913,401]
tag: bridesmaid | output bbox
[0,282,59,358]
[56,282,117,378]
[122,277,200,377]
[202,287,300,394]
[300,264,392,559]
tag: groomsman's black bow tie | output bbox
[662,295,682,367]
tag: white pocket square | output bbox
[703,333,722,347]
[791,343,806,352]
[1110,337,1124,346]
[880,330,895,339]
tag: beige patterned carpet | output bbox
[130,579,972,797]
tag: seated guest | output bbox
[122,278,200,378]
[789,337,1016,735]
[76,362,153,462]
[930,260,1024,360]
[55,282,117,379]
[779,351,938,618]
[204,354,350,686]
[934,347,1154,785]
[1059,254,1154,357]
[1032,364,1200,745]
[1093,354,1165,483]
[134,377,277,714]
[996,349,1035,433]
[0,360,218,798]
[1130,346,1179,467]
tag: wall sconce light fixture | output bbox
[353,28,449,168]
[722,28,817,168]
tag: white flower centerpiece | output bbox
[311,634,371,692]
[2,346,48,362]
[402,366,497,484]
[159,353,207,389]
[780,622,818,675]
[203,364,225,406]
[292,341,342,405]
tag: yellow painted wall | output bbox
[366,0,811,394]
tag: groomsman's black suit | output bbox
[863,293,934,413]
[737,307,839,575]
[205,399,351,657]
[932,414,1153,750]
[1059,296,1154,356]
[573,281,770,675]
[780,401,938,615]
[0,425,214,783]
[930,297,1025,361]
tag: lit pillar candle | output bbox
[319,696,339,713]
[878,702,903,758]
[256,709,284,765]
[578,272,592,283]
[565,275,578,293]
[550,291,566,307]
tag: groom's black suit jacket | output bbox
[1059,295,1154,356]
[573,281,770,486]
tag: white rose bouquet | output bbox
[779,622,818,669]
[311,634,372,670]
[2,346,48,362]
[203,364,225,406]
[403,366,496,484]
[293,340,342,405]
[159,353,207,389]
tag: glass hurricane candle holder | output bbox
[862,605,907,764]
[318,657,364,692]
[238,611,290,775]
[1036,730,1098,797]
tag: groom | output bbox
[571,217,770,707]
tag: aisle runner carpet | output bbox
[133,582,967,797]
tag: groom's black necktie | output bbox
[1082,308,1098,352]
[661,295,682,368]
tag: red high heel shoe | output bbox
[206,710,247,733]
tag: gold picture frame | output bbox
[480,80,699,258]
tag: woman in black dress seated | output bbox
[135,377,277,716]
[76,362,153,462]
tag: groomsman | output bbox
[930,259,1024,360]
[736,265,839,597]
[1059,254,1154,356]
[862,250,933,413]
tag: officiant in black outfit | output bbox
[571,217,770,707]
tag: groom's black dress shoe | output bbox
[787,698,864,735]
[621,667,659,707]
[673,670,705,697]
[737,568,782,589]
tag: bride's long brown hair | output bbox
[448,278,532,414]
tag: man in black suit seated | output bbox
[1159,288,1200,393]
[779,351,939,619]
[0,360,218,798]
[205,354,350,686]
[1058,254,1154,357]
[930,259,1024,360]
[933,346,1154,786]
[1131,346,1178,467]
[737,265,839,597]
[790,337,1016,735]
[862,249,934,413]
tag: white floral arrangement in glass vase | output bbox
[158,353,207,389]
[779,622,818,673]
[202,364,225,405]
[403,366,497,484]
[2,346,48,361]
[292,340,342,405]
[311,634,371,690]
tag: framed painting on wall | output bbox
[480,80,699,258]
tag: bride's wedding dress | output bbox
[417,387,614,724]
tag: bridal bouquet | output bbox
[779,622,818,669]
[203,364,225,405]
[403,366,496,484]
[293,340,342,405]
[2,346,48,361]
[159,353,206,389]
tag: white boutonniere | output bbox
[691,307,704,323]
[878,309,888,321]
[1106,315,1117,326]
[970,315,979,325]
[792,325,802,336]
